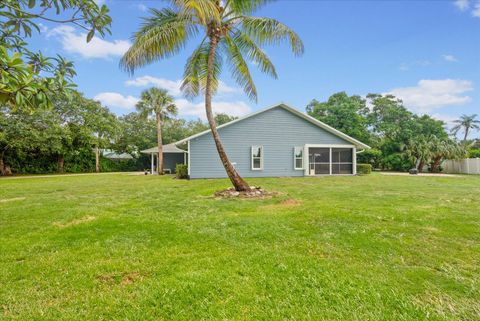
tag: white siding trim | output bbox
[353,147,357,175]
[304,144,356,176]
[293,146,304,170]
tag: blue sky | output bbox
[29,0,480,136]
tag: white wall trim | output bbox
[187,140,191,176]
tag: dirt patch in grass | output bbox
[97,272,144,286]
[53,215,96,228]
[0,197,26,203]
[261,199,303,210]
[214,187,278,199]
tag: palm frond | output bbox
[223,35,257,101]
[241,16,304,56]
[181,40,223,99]
[226,0,273,15]
[169,0,221,25]
[120,7,197,74]
[230,29,277,78]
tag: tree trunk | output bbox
[417,160,425,172]
[0,152,5,176]
[95,145,100,173]
[463,128,469,143]
[156,113,163,175]
[57,155,65,173]
[206,35,250,191]
[431,157,442,173]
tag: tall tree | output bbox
[0,0,112,111]
[136,88,177,174]
[451,114,480,143]
[84,99,118,173]
[120,0,303,191]
[214,113,238,126]
[306,92,371,144]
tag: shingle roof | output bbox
[140,143,187,154]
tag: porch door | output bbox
[308,148,330,175]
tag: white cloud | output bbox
[138,3,148,12]
[454,0,480,17]
[387,79,474,113]
[431,113,458,127]
[175,99,252,119]
[48,26,130,59]
[454,0,470,11]
[125,76,183,96]
[442,54,459,62]
[473,0,480,16]
[94,92,139,109]
[125,76,239,97]
[93,90,250,118]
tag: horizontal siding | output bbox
[190,106,352,178]
[163,153,185,173]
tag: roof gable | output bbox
[175,103,370,149]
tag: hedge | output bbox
[357,163,372,175]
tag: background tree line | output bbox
[0,89,237,175]
[306,92,477,172]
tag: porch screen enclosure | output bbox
[308,147,354,175]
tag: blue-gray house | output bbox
[175,103,370,179]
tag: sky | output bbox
[28,0,480,136]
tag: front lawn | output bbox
[1,173,479,320]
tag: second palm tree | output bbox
[136,88,177,174]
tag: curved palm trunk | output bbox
[206,36,250,191]
[156,113,164,175]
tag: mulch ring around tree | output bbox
[214,186,278,199]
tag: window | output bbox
[251,146,263,170]
[294,147,304,170]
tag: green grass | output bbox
[1,173,479,320]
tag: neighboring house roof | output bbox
[101,149,134,160]
[175,103,371,149]
[141,143,187,154]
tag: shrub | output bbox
[357,163,372,175]
[468,148,480,158]
[176,164,188,179]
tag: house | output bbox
[174,103,370,179]
[140,143,187,174]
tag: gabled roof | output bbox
[175,103,371,149]
[141,143,187,154]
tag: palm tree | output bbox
[451,114,480,143]
[429,137,466,173]
[136,87,177,174]
[402,137,431,172]
[120,0,303,191]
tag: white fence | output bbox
[443,158,480,174]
